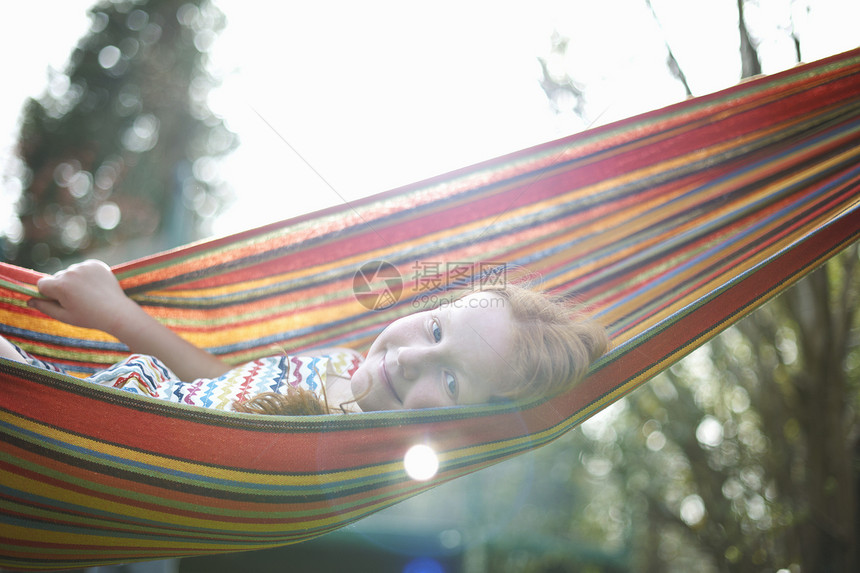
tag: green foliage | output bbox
[553,248,859,571]
[5,0,235,269]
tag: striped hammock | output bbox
[1,48,859,570]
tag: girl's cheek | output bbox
[349,366,370,397]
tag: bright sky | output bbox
[1,0,857,242]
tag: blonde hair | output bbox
[491,284,609,401]
[232,387,333,415]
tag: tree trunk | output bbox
[737,0,762,78]
[784,252,858,572]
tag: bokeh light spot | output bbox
[696,415,724,448]
[680,494,706,526]
[67,171,93,198]
[95,202,121,230]
[60,215,87,249]
[126,9,148,32]
[404,444,438,481]
[98,45,121,69]
[438,529,461,550]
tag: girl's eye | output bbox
[445,372,458,399]
[431,318,442,343]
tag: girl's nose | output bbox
[395,345,434,380]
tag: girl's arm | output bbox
[28,260,231,381]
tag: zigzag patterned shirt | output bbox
[13,344,362,411]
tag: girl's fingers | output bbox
[35,275,62,301]
[28,297,62,319]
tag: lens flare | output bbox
[403,444,438,481]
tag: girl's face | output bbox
[350,292,518,411]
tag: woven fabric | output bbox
[1,48,859,570]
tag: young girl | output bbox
[0,260,608,414]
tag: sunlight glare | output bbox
[403,444,439,481]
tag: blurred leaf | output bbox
[6,0,236,269]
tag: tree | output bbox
[602,247,857,572]
[463,2,859,571]
[587,3,859,569]
[4,0,235,270]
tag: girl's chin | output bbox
[350,378,389,412]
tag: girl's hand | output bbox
[29,260,137,336]
[28,259,231,380]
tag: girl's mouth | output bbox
[380,356,401,404]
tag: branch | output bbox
[737,0,762,78]
[644,0,693,97]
